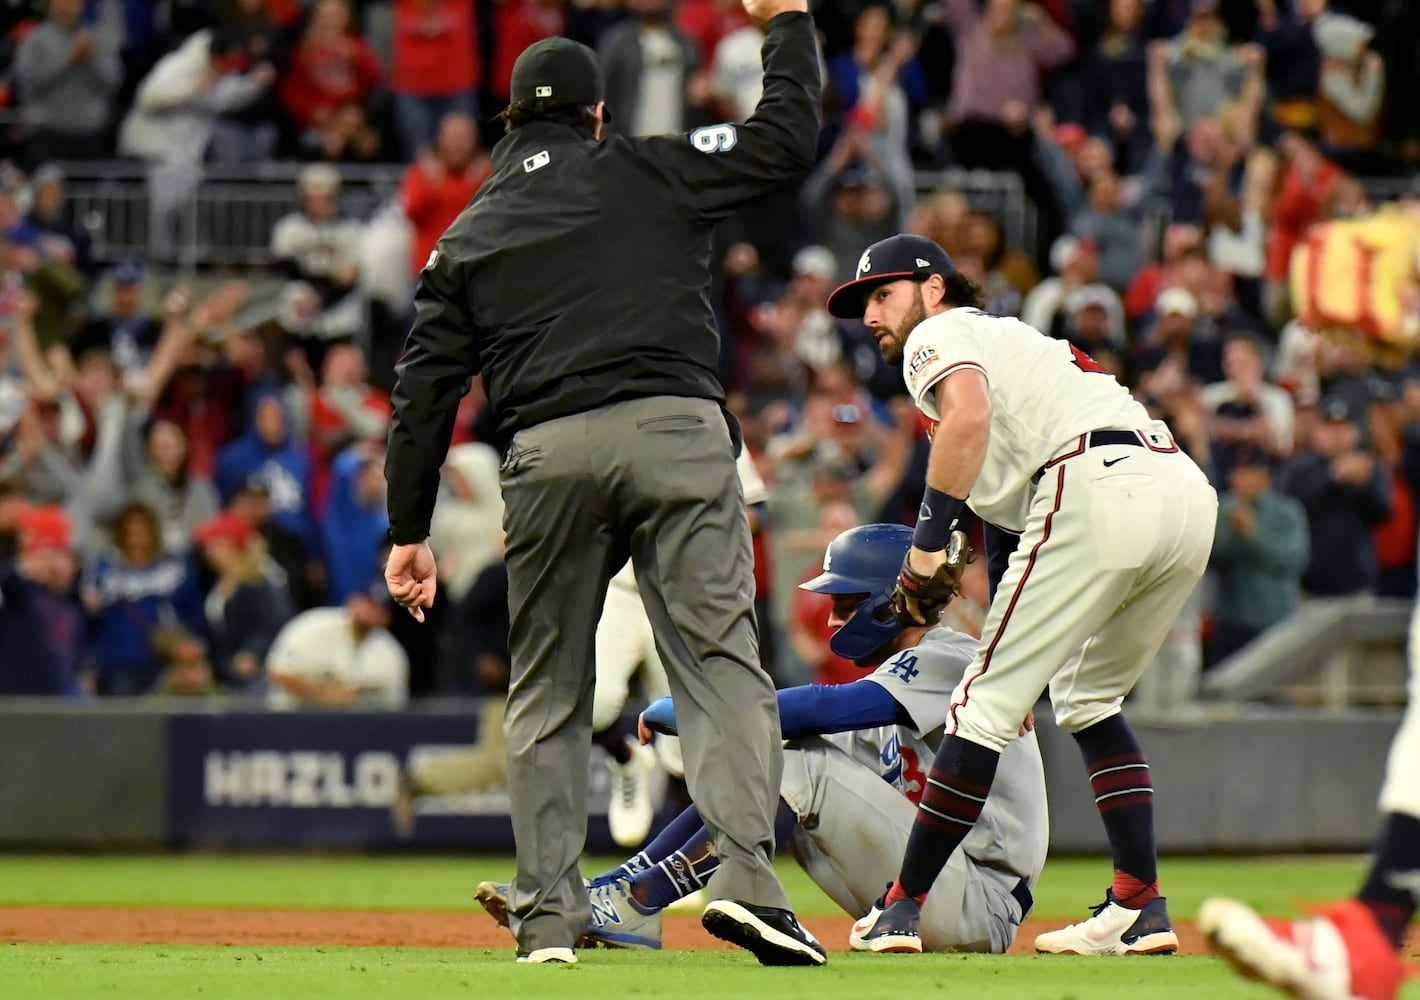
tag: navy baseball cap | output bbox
[826,234,957,320]
[1319,394,1358,423]
[509,37,611,121]
[110,258,146,286]
[1233,444,1274,469]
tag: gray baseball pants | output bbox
[498,395,789,954]
[781,738,1029,954]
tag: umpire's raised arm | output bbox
[640,2,820,219]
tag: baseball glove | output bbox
[892,529,972,625]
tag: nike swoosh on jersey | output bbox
[1102,456,1130,467]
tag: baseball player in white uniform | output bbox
[593,450,770,848]
[1200,608,1419,998]
[476,523,1048,954]
[827,234,1217,956]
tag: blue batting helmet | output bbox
[799,523,915,661]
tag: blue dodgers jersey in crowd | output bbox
[320,444,389,605]
[86,553,205,684]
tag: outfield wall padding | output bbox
[0,701,1401,852]
[0,704,167,845]
[1035,711,1402,853]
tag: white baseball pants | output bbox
[1380,601,1420,818]
[593,578,684,776]
[951,436,1219,751]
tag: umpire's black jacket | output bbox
[385,12,822,544]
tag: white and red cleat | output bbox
[1200,897,1413,1000]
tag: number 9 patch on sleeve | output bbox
[690,124,738,153]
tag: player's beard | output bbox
[879,287,927,365]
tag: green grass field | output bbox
[1,854,1413,999]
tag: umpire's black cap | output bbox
[509,37,612,122]
[826,234,957,319]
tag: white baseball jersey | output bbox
[265,608,410,711]
[833,627,1049,882]
[902,307,1153,530]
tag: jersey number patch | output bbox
[690,124,738,153]
[1069,344,1108,374]
[900,747,926,805]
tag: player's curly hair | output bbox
[939,271,986,311]
[499,100,599,134]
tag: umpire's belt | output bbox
[1012,878,1033,918]
[1031,428,1177,486]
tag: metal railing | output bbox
[913,167,1035,258]
[54,161,407,270]
[1202,595,1412,709]
[53,160,1037,271]
[44,158,1420,274]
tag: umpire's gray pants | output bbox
[499,396,789,953]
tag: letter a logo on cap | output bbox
[535,85,552,97]
[857,249,872,276]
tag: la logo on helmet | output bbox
[857,249,871,276]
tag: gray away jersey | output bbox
[836,627,1050,885]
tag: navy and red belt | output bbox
[1031,429,1177,486]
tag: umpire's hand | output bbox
[386,541,438,622]
[742,0,808,28]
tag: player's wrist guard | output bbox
[913,487,967,552]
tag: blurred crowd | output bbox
[0,0,1418,709]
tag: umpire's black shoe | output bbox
[850,896,923,954]
[701,899,828,966]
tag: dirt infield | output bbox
[0,906,1213,954]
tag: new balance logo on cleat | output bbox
[583,880,662,950]
[589,892,622,930]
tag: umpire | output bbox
[383,0,824,968]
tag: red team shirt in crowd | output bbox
[280,34,385,131]
[392,0,480,98]
[400,159,493,276]
[488,0,565,105]
[674,0,749,65]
